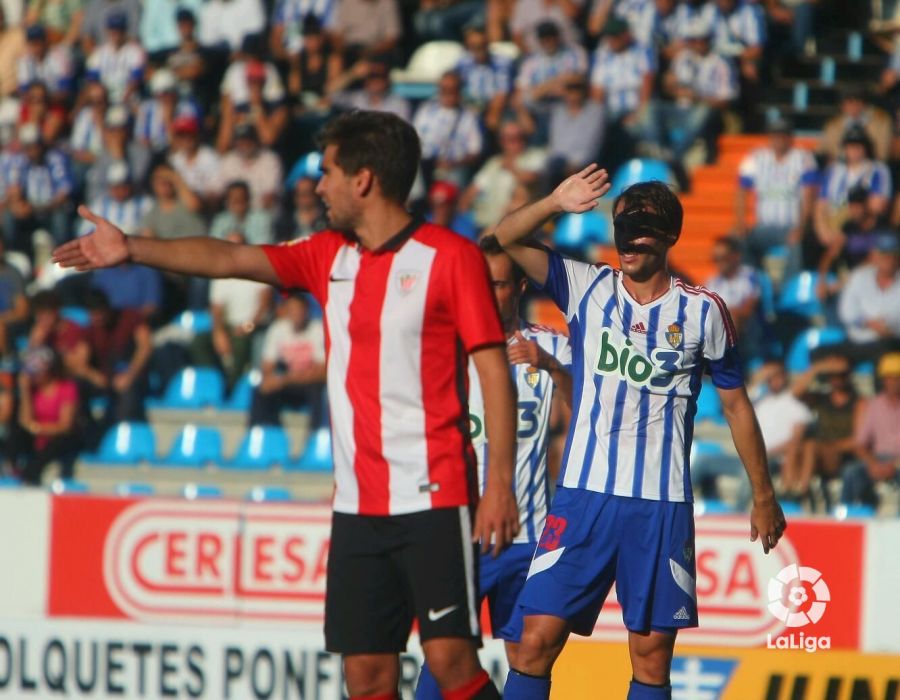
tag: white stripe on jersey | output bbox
[457,506,479,635]
[468,322,571,544]
[381,240,436,514]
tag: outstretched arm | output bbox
[492,164,610,286]
[53,206,280,285]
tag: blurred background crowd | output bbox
[0,0,899,517]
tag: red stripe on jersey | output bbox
[346,251,392,514]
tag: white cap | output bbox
[150,69,177,95]
[18,122,40,145]
[107,160,130,185]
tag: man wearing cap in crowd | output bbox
[85,104,150,202]
[425,180,477,240]
[81,160,152,237]
[821,86,892,164]
[216,123,283,211]
[81,0,142,53]
[165,7,207,95]
[515,20,587,112]
[331,56,412,122]
[837,231,900,363]
[545,74,605,188]
[85,11,146,104]
[735,116,818,283]
[17,23,75,104]
[843,352,900,508]
[139,0,202,58]
[167,112,221,207]
[135,68,201,153]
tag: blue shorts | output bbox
[479,543,535,638]
[500,488,698,640]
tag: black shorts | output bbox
[325,506,481,654]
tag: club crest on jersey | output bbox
[526,369,540,388]
[666,323,683,349]
[594,329,680,388]
[397,270,420,295]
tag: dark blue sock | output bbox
[627,679,672,699]
[415,663,442,700]
[503,669,550,700]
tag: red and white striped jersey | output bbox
[262,221,505,516]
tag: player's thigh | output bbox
[325,513,414,655]
[616,499,698,634]
[628,629,677,684]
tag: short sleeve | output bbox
[737,152,756,189]
[702,293,743,389]
[535,248,609,322]
[261,232,343,302]
[446,242,505,353]
[800,151,818,185]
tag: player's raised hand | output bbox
[750,498,787,554]
[551,164,611,214]
[507,330,540,370]
[51,205,130,271]
[474,480,520,557]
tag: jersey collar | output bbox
[368,217,421,254]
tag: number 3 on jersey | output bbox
[469,400,539,445]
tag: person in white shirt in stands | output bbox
[84,12,145,104]
[215,124,283,211]
[167,113,221,209]
[734,117,818,281]
[80,161,152,238]
[17,23,74,103]
[455,23,513,132]
[515,21,587,111]
[197,0,264,53]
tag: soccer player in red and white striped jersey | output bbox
[54,111,520,700]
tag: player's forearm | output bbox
[721,390,776,504]
[126,236,275,283]
[492,196,557,285]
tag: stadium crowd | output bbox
[0,0,897,513]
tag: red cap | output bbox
[428,180,459,204]
[245,60,267,82]
[172,114,199,134]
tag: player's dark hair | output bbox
[714,236,742,254]
[316,111,421,204]
[613,181,683,244]
[479,234,526,284]
[31,289,62,312]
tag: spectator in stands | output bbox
[0,112,19,218]
[0,8,23,99]
[284,15,335,114]
[815,127,891,249]
[165,8,207,94]
[217,52,288,152]
[413,70,483,187]
[80,161,151,236]
[135,69,200,154]
[70,82,108,190]
[456,22,512,131]
[85,105,151,203]
[81,0,142,53]
[4,123,72,254]
[274,175,327,242]
[589,16,655,168]
[0,365,13,472]
[510,0,582,54]
[837,232,900,363]
[198,0,264,53]
[140,163,205,239]
[17,24,74,104]
[793,355,863,506]
[515,20,587,112]
[821,86,892,164]
[91,258,162,319]
[140,0,201,59]
[331,56,411,121]
[764,0,817,57]
[671,0,716,45]
[0,237,28,359]
[711,0,765,83]
[590,0,677,51]
[425,180,477,239]
[331,0,401,66]
[27,290,86,375]
[167,113,221,208]
[545,75,605,185]
[843,352,900,508]
[644,23,735,166]
[215,124,283,211]
[270,0,335,62]
[24,0,83,46]
[210,179,273,244]
[458,120,544,230]
[14,346,80,485]
[19,80,65,147]
[249,293,326,429]
[735,117,817,281]
[414,0,482,42]
[85,12,146,105]
[191,231,273,388]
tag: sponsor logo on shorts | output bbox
[538,515,567,551]
[673,606,691,621]
[427,605,459,622]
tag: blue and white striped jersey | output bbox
[86,42,146,103]
[671,48,737,102]
[8,150,73,206]
[819,160,892,207]
[672,1,716,40]
[516,45,588,91]
[468,323,572,544]
[135,98,202,151]
[456,53,513,103]
[272,0,335,53]
[80,194,153,236]
[712,0,766,58]
[738,147,818,228]
[540,251,742,502]
[70,108,104,155]
[413,101,483,162]
[589,42,655,119]
[0,151,25,203]
[17,46,75,94]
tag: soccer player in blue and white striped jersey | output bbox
[494,166,786,700]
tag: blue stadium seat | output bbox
[553,211,611,251]
[777,271,835,319]
[174,310,213,334]
[182,483,224,500]
[222,370,261,412]
[610,159,677,198]
[695,499,737,515]
[247,486,293,502]
[61,306,90,327]
[82,422,157,465]
[786,326,846,373]
[757,271,777,323]
[0,476,21,489]
[287,428,333,472]
[154,425,223,468]
[695,381,726,424]
[147,367,225,410]
[115,482,156,497]
[224,426,291,470]
[779,501,805,516]
[50,479,90,494]
[286,151,323,188]
[691,440,725,462]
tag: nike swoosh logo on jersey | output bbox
[427,605,459,621]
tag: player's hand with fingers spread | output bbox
[474,480,520,557]
[51,205,130,271]
[750,496,787,554]
[551,163,611,214]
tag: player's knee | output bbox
[630,643,673,685]
[504,640,520,669]
[343,657,399,697]
[516,628,565,675]
[423,639,481,688]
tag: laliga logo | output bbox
[766,564,832,652]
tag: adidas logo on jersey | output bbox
[673,606,691,621]
[630,322,647,334]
